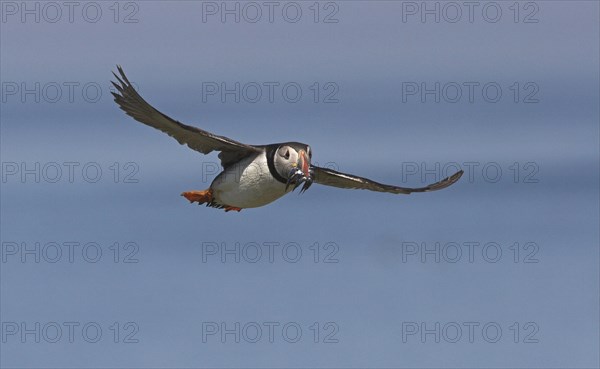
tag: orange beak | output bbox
[286,150,313,193]
[298,150,310,178]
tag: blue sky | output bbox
[1,1,599,367]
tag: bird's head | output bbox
[273,142,313,193]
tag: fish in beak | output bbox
[286,150,313,193]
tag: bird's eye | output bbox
[285,150,290,160]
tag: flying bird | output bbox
[111,66,463,212]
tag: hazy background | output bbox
[1,1,598,367]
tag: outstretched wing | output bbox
[312,166,464,194]
[111,66,261,167]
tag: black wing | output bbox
[312,166,464,194]
[111,66,261,167]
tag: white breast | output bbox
[210,152,292,208]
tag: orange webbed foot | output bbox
[181,189,213,205]
[224,206,242,212]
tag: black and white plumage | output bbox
[111,66,463,212]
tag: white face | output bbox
[274,145,300,174]
[273,145,313,192]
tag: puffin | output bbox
[111,66,463,212]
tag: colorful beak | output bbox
[298,150,310,178]
[285,150,313,193]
